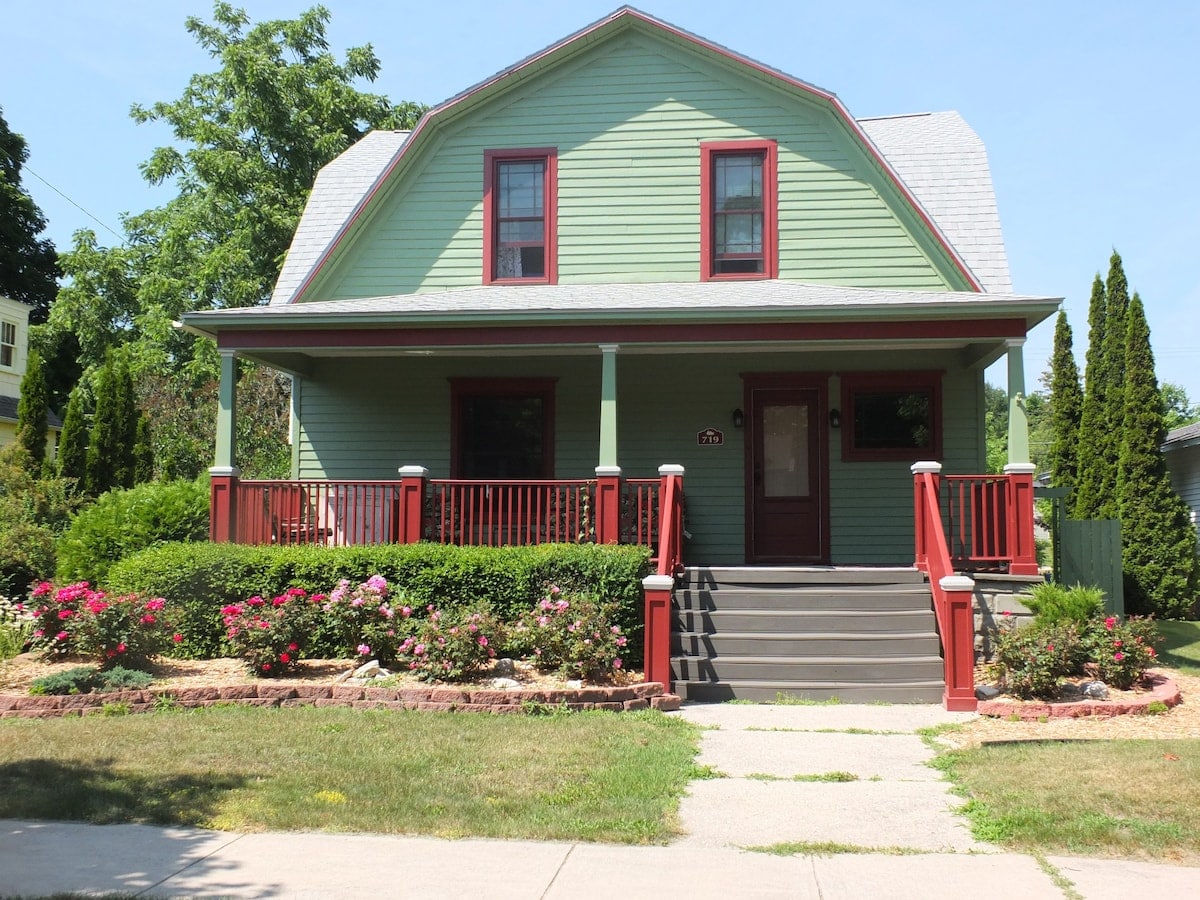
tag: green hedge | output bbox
[105,542,652,660]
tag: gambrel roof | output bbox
[266,6,1017,308]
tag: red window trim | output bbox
[449,377,557,478]
[700,140,778,281]
[483,148,558,285]
[840,371,943,463]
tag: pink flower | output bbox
[288,643,299,651]
[537,616,550,627]
[1046,644,1055,652]
[365,574,388,594]
[1105,617,1117,631]
[247,596,264,607]
[400,606,412,618]
[140,614,156,624]
[414,643,426,655]
[172,633,183,643]
[1001,610,1012,617]
[357,644,371,656]
[1114,651,1125,661]
[145,598,166,612]
[478,636,489,647]
[58,609,73,620]
[1148,647,1157,657]
[117,642,126,653]
[32,582,53,597]
[272,595,288,606]
[55,631,68,641]
[613,658,622,669]
[85,598,108,615]
[1113,640,1123,648]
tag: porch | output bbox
[209,463,1037,711]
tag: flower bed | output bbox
[977,670,1181,720]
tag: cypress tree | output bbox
[15,347,49,473]
[133,412,154,484]
[1047,311,1083,492]
[1073,275,1109,518]
[86,356,119,495]
[112,355,138,490]
[1116,293,1198,617]
[1096,251,1131,518]
[57,385,88,483]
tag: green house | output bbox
[184,7,1060,707]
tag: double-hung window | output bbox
[0,320,15,368]
[483,148,557,284]
[701,140,778,280]
[450,378,556,478]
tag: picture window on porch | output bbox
[483,148,557,284]
[450,378,556,478]
[700,140,778,280]
[841,372,942,462]
[0,320,15,368]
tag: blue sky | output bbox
[4,1,1198,400]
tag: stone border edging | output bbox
[0,681,682,718]
[977,672,1181,720]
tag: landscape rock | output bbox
[974,684,1002,701]
[493,658,516,677]
[490,678,521,689]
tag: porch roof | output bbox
[186,280,1060,336]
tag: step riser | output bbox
[673,658,945,683]
[674,588,931,612]
[678,682,945,704]
[673,634,941,657]
[675,610,936,633]
[683,567,925,588]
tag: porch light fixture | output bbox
[829,408,841,429]
[732,408,745,428]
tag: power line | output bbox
[1,145,125,245]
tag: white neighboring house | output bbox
[1164,422,1200,534]
[0,295,62,462]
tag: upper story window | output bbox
[483,148,557,284]
[0,320,15,368]
[701,140,778,280]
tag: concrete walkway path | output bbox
[2,701,1199,898]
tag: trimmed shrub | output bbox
[28,664,155,695]
[56,479,209,586]
[1022,583,1105,625]
[106,542,651,660]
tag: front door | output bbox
[746,386,826,563]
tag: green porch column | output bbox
[214,349,238,470]
[1005,338,1030,467]
[598,343,619,469]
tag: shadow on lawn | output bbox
[0,757,247,825]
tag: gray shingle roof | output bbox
[193,279,1058,334]
[858,112,1011,294]
[270,131,411,306]
[0,395,62,428]
[1165,422,1200,446]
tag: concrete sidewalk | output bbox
[2,701,1198,898]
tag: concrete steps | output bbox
[671,566,944,704]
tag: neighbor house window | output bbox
[841,372,942,462]
[450,378,556,478]
[701,140,778,280]
[483,149,557,284]
[0,321,15,368]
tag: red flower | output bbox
[172,633,184,643]
[279,652,291,664]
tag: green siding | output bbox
[312,31,958,301]
[295,351,983,565]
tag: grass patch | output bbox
[1157,620,1200,675]
[746,840,923,856]
[746,771,859,783]
[774,692,842,705]
[934,739,1200,860]
[744,726,905,735]
[0,706,699,844]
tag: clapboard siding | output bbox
[316,31,956,301]
[296,350,983,565]
[1165,443,1200,534]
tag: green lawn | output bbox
[934,738,1200,862]
[0,705,699,844]
[1157,619,1200,675]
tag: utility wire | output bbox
[1,144,125,245]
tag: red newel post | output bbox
[642,574,674,687]
[209,466,240,543]
[911,462,942,574]
[594,466,622,544]
[939,574,978,711]
[396,466,429,544]
[1004,463,1039,576]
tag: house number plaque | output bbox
[697,428,724,446]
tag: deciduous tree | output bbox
[0,107,59,324]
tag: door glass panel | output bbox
[763,404,809,497]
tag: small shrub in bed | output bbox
[508,587,629,682]
[393,607,502,682]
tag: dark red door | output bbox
[748,388,824,563]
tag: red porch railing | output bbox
[642,465,685,689]
[214,470,673,554]
[941,471,1038,576]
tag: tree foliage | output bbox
[1046,311,1083,492]
[40,3,425,478]
[1116,294,1198,617]
[15,347,50,473]
[0,107,59,324]
[1161,382,1200,432]
[86,352,139,496]
[57,385,88,483]
[1074,274,1111,519]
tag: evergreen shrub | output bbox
[55,479,210,585]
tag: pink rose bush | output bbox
[320,575,411,666]
[393,607,502,682]
[509,587,628,682]
[221,588,312,677]
[29,581,178,670]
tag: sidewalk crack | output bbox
[539,842,577,899]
